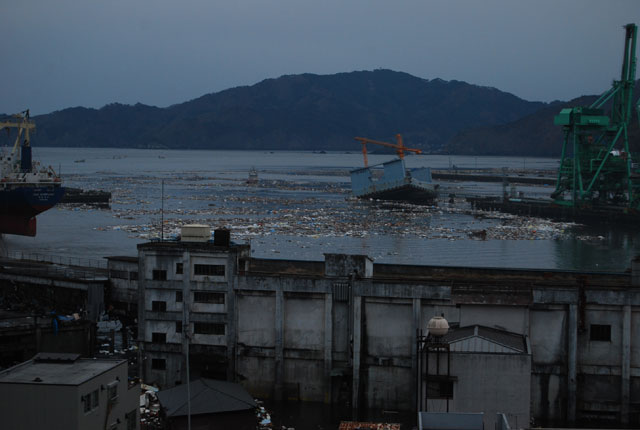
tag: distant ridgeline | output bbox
[5,70,637,156]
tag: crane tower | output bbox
[552,23,640,210]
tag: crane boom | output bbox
[552,23,639,209]
[1,111,35,155]
[354,134,422,167]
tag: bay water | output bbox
[3,147,638,272]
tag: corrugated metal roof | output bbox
[157,378,256,417]
[440,325,528,354]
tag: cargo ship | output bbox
[350,134,439,204]
[350,158,439,204]
[0,111,65,236]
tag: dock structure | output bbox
[0,255,107,321]
[2,236,639,428]
[468,196,640,227]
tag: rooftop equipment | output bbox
[426,316,450,337]
[180,224,211,242]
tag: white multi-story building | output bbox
[0,352,139,430]
[134,228,640,428]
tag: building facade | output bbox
[134,234,640,428]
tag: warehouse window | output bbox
[194,264,225,277]
[152,269,167,281]
[152,332,166,343]
[590,324,611,341]
[427,378,454,399]
[81,393,92,413]
[109,269,128,280]
[129,271,138,281]
[91,389,99,409]
[107,381,119,401]
[176,291,183,302]
[194,322,225,335]
[151,301,166,312]
[175,321,182,333]
[176,263,183,275]
[151,359,166,370]
[193,292,225,304]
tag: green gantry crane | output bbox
[552,23,640,210]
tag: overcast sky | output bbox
[2,0,639,115]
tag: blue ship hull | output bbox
[0,184,65,236]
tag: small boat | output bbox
[247,167,258,185]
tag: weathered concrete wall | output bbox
[366,300,413,358]
[459,305,528,334]
[283,357,325,401]
[529,308,566,364]
[579,307,623,367]
[107,259,138,306]
[0,383,78,429]
[366,365,413,410]
[531,372,565,427]
[283,296,325,351]
[237,293,275,347]
[632,310,640,367]
[134,246,640,428]
[236,355,276,398]
[449,353,531,430]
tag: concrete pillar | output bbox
[631,257,640,286]
[274,286,284,401]
[411,298,421,411]
[621,304,631,425]
[324,292,333,404]
[352,295,362,415]
[182,252,191,385]
[137,251,146,382]
[567,303,578,424]
[33,316,41,353]
[226,253,237,381]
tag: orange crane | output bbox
[354,134,422,167]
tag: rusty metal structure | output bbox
[354,134,422,167]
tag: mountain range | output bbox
[4,70,638,156]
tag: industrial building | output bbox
[131,228,640,428]
[0,352,139,430]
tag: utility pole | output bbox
[161,180,164,241]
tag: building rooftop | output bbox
[137,240,249,252]
[441,325,529,354]
[157,378,256,418]
[0,353,125,386]
[105,256,138,263]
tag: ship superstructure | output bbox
[0,110,64,236]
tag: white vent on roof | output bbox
[181,224,210,242]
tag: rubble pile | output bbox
[140,384,162,429]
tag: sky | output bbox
[1,0,639,115]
